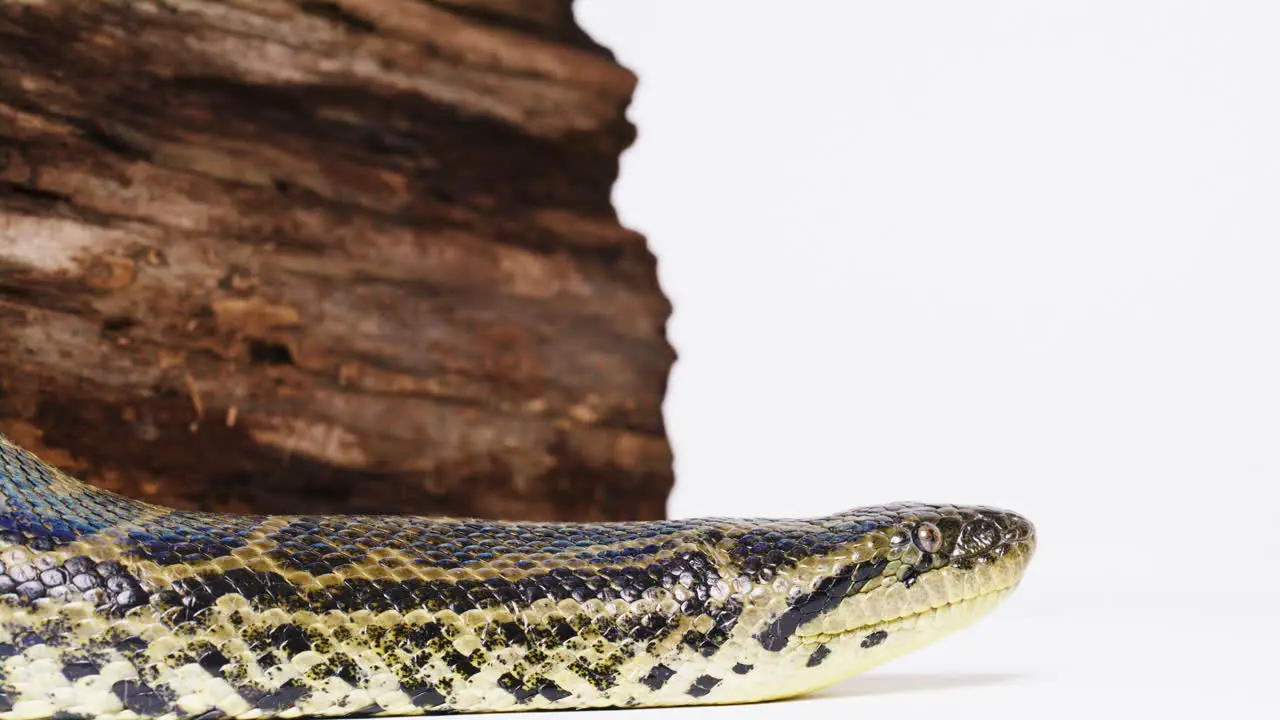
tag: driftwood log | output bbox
[0,0,675,521]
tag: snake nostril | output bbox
[955,519,1001,556]
[1013,515,1036,542]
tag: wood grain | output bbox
[0,0,674,521]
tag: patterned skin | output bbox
[0,433,1035,718]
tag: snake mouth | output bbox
[794,583,1017,646]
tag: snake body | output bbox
[0,432,1034,718]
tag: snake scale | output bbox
[0,432,1034,718]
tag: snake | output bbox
[0,431,1034,718]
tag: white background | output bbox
[571,1,1277,717]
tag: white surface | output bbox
[569,1,1277,717]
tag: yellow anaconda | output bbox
[0,432,1035,718]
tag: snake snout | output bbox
[953,510,1034,557]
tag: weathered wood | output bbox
[0,0,674,521]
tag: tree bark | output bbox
[0,0,674,522]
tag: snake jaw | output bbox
[793,536,1035,644]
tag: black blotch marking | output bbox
[111,680,172,716]
[680,598,743,658]
[498,673,538,704]
[687,675,722,698]
[499,622,527,645]
[569,659,618,692]
[188,710,228,720]
[351,703,384,716]
[38,619,72,648]
[900,565,920,588]
[241,680,309,711]
[299,0,378,33]
[165,568,299,624]
[113,636,148,656]
[198,649,231,675]
[409,686,446,708]
[0,689,11,712]
[640,664,675,691]
[624,611,674,645]
[51,713,91,720]
[806,645,832,667]
[539,681,572,702]
[756,558,888,652]
[0,644,18,659]
[14,632,41,650]
[901,553,933,588]
[332,654,363,686]
[732,662,753,675]
[269,624,311,656]
[551,619,576,643]
[861,630,888,648]
[61,661,100,681]
[443,649,480,679]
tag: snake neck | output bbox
[0,433,154,548]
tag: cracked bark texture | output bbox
[0,0,675,521]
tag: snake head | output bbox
[712,503,1035,697]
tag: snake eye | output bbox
[915,522,944,553]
